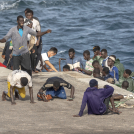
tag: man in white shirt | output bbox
[25,10,42,67]
[2,70,35,105]
[36,47,58,72]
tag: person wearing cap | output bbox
[107,55,119,82]
[0,15,51,76]
[93,46,104,65]
[73,79,120,117]
[38,77,75,101]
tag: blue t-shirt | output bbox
[19,29,23,37]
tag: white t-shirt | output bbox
[36,53,49,70]
[32,18,41,32]
[7,70,32,88]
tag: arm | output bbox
[36,32,41,46]
[68,86,75,101]
[77,67,92,75]
[0,38,6,43]
[40,55,44,70]
[116,68,119,81]
[45,60,58,72]
[29,87,35,103]
[36,29,51,37]
[10,86,16,105]
[74,93,87,117]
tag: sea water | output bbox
[0,0,134,71]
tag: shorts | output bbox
[7,82,26,98]
[46,86,66,99]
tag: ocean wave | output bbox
[0,0,21,11]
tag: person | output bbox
[2,70,34,105]
[2,40,13,69]
[101,49,109,67]
[63,65,70,71]
[93,46,104,65]
[111,55,125,80]
[0,15,51,76]
[92,60,103,73]
[102,67,114,82]
[24,8,40,23]
[73,79,120,117]
[36,47,58,72]
[25,10,42,67]
[118,69,134,92]
[24,19,38,71]
[77,50,93,75]
[38,77,75,101]
[122,81,129,90]
[107,56,119,82]
[93,68,104,80]
[65,48,83,71]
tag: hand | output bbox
[36,41,40,46]
[32,49,35,53]
[46,29,52,33]
[11,102,16,105]
[73,115,80,117]
[76,67,81,71]
[2,55,5,59]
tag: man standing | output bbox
[0,15,51,76]
[2,70,34,105]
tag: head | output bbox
[92,60,99,69]
[24,8,31,17]
[93,68,100,78]
[89,79,98,88]
[53,81,60,91]
[63,65,70,72]
[122,81,129,89]
[24,19,33,28]
[26,10,33,20]
[108,55,116,67]
[101,49,108,59]
[102,67,109,76]
[69,48,75,59]
[17,15,24,28]
[83,50,90,61]
[48,47,58,58]
[93,46,100,56]
[20,77,28,86]
[123,69,132,78]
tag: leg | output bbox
[13,56,21,70]
[55,86,67,99]
[103,96,111,114]
[113,94,124,101]
[36,44,42,66]
[17,87,26,98]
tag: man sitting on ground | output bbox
[38,77,75,101]
[92,60,103,73]
[65,48,83,71]
[73,79,120,117]
[107,56,119,82]
[2,70,34,105]
[36,47,58,72]
[93,68,104,80]
[101,49,109,67]
[118,69,134,92]
[77,50,93,75]
[93,46,104,65]
[63,65,70,72]
[102,67,114,82]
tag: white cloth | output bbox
[36,53,49,70]
[7,70,32,88]
[32,18,41,31]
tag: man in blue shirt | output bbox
[73,79,120,117]
[65,48,83,71]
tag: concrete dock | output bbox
[0,43,134,134]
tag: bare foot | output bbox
[2,91,6,101]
